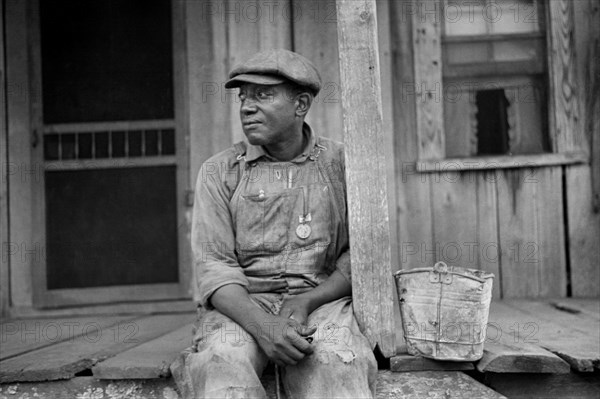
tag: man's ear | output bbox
[295,92,313,117]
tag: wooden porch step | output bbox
[485,372,600,399]
[390,352,474,372]
[376,370,506,398]
[477,339,570,373]
[0,371,507,399]
[0,313,195,383]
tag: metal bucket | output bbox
[394,261,494,361]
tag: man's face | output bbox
[238,83,298,147]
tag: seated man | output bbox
[180,49,377,398]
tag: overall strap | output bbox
[230,141,248,200]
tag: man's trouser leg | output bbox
[283,297,378,399]
[184,309,269,399]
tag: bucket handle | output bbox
[428,261,489,284]
[429,261,453,284]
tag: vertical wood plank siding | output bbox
[566,0,600,296]
[411,0,444,160]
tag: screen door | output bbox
[30,0,189,307]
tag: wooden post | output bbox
[335,0,395,357]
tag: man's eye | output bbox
[238,93,247,101]
[257,91,271,99]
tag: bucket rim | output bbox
[393,266,495,282]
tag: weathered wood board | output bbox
[476,171,502,299]
[0,316,132,361]
[477,339,570,374]
[390,353,474,372]
[335,0,395,357]
[411,0,444,160]
[430,172,479,270]
[377,370,506,399]
[488,302,599,371]
[486,372,600,399]
[93,323,195,379]
[496,167,567,297]
[0,314,194,383]
[562,0,599,297]
[549,299,600,320]
[0,370,509,399]
[292,0,343,144]
[388,0,434,279]
[0,377,181,399]
[504,300,600,334]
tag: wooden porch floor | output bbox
[1,299,599,398]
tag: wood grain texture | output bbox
[292,0,343,143]
[226,0,293,144]
[27,0,47,309]
[389,0,433,274]
[547,0,581,153]
[376,370,507,399]
[486,373,600,399]
[496,167,566,297]
[5,0,34,308]
[566,0,600,297]
[430,171,479,270]
[416,152,588,172]
[477,339,570,374]
[0,377,181,399]
[186,0,234,182]
[390,354,474,372]
[503,300,600,338]
[566,166,600,296]
[411,0,444,160]
[0,314,194,383]
[0,316,130,361]
[488,301,599,372]
[0,1,8,318]
[7,300,196,319]
[476,171,501,299]
[93,323,195,379]
[549,298,600,320]
[335,0,395,357]
[172,0,194,299]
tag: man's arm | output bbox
[210,284,315,366]
[278,269,351,326]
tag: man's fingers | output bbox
[280,307,293,319]
[301,324,317,337]
[284,326,314,355]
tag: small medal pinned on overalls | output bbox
[295,186,312,239]
[296,213,312,239]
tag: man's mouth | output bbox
[243,120,262,127]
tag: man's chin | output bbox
[244,132,267,146]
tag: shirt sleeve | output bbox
[330,142,352,284]
[335,249,352,284]
[191,157,249,308]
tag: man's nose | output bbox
[240,98,257,114]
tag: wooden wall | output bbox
[1,0,598,317]
[185,0,599,300]
[1,1,9,316]
[567,0,600,297]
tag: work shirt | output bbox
[191,124,351,308]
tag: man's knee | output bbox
[196,322,258,359]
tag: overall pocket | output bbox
[235,190,297,255]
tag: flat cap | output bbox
[225,49,322,95]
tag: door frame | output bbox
[7,0,191,308]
